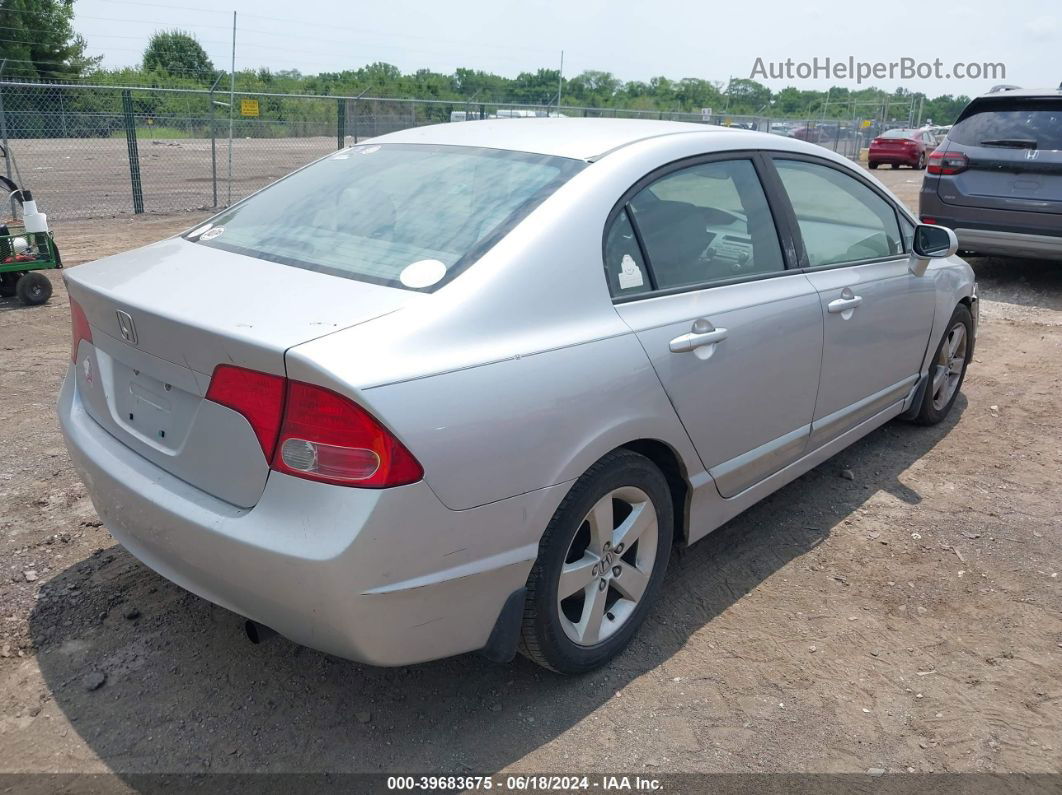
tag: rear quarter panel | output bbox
[354,333,699,510]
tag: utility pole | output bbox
[228,11,236,206]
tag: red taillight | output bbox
[922,217,937,225]
[69,298,92,362]
[928,151,969,175]
[272,380,423,488]
[204,365,423,488]
[205,365,286,459]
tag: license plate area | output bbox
[109,358,199,452]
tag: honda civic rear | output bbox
[57,141,585,665]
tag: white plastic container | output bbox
[21,190,49,234]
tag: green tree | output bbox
[0,0,99,79]
[142,30,214,82]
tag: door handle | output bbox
[669,319,728,353]
[828,287,863,314]
[827,296,862,313]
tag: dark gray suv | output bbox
[919,86,1062,259]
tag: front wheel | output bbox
[869,161,879,170]
[520,450,673,674]
[16,271,52,305]
[912,304,972,425]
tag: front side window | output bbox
[775,159,903,268]
[611,159,784,294]
[189,144,585,291]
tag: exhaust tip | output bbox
[244,619,277,645]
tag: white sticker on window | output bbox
[199,226,224,241]
[399,259,446,288]
[618,254,644,289]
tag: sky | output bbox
[73,0,1059,97]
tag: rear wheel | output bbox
[15,272,51,305]
[891,163,900,169]
[869,162,879,170]
[915,153,926,170]
[912,304,972,425]
[520,449,673,674]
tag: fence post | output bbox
[121,90,144,214]
[0,62,17,219]
[337,98,345,149]
[209,89,218,207]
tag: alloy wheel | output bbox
[931,321,967,410]
[556,486,658,647]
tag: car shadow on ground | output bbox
[967,256,1062,312]
[30,400,963,776]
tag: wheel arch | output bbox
[617,438,692,547]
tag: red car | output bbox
[868,128,937,170]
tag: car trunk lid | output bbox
[66,237,417,508]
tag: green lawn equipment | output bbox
[0,147,60,306]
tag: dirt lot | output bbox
[1,168,1060,783]
[9,136,340,220]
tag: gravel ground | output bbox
[1,167,1060,782]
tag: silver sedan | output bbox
[58,119,976,673]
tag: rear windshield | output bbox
[189,143,585,291]
[880,128,916,139]
[950,99,1062,150]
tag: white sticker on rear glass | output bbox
[199,226,224,241]
[399,259,446,288]
[618,254,644,289]
[353,145,381,155]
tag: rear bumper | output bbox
[919,185,1062,259]
[953,227,1062,259]
[58,370,566,666]
[869,150,918,164]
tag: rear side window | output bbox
[950,99,1062,150]
[614,159,784,294]
[189,144,584,291]
[603,208,652,297]
[775,159,902,267]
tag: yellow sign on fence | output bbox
[240,99,260,117]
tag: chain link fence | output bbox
[0,81,892,221]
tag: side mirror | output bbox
[909,224,958,276]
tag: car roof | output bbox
[976,87,1062,100]
[370,118,730,160]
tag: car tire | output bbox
[891,163,900,169]
[15,272,51,305]
[0,272,20,298]
[915,153,926,170]
[912,303,972,426]
[519,449,673,674]
[869,162,879,170]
